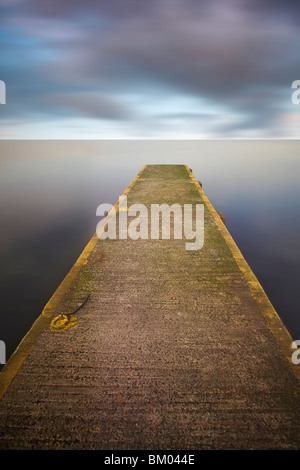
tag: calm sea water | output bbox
[0,140,299,368]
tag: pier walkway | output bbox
[0,164,299,449]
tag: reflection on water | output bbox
[0,140,299,368]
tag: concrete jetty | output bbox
[0,164,299,450]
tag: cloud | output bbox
[49,92,132,120]
[0,0,300,137]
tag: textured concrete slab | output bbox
[0,164,299,450]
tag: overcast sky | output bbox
[0,0,300,138]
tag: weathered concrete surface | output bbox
[0,164,299,450]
